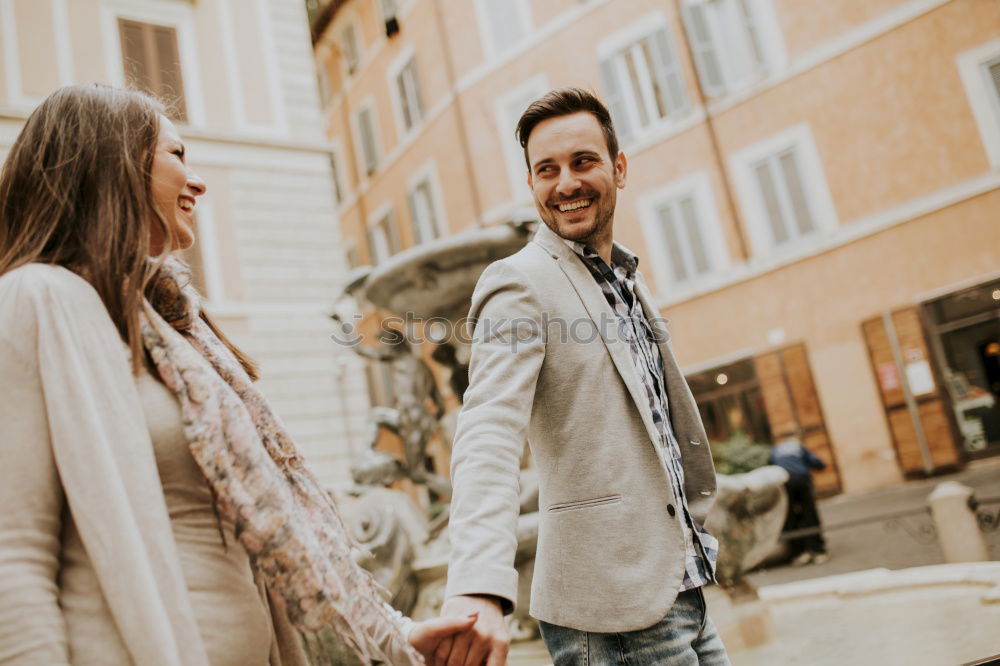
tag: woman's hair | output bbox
[0,84,257,379]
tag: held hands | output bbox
[408,613,478,664]
[434,595,510,666]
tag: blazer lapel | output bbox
[532,225,662,448]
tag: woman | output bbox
[0,84,473,665]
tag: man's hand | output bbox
[436,595,510,666]
[408,613,478,664]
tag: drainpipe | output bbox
[672,0,750,261]
[431,0,485,228]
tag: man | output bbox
[439,88,730,666]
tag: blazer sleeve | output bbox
[0,269,72,665]
[803,446,826,471]
[445,261,546,611]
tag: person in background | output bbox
[769,434,830,566]
[0,84,478,666]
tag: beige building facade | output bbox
[1,0,367,487]
[315,0,1000,495]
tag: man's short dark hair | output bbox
[515,88,619,170]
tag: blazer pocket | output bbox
[547,494,623,513]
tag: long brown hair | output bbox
[0,84,258,379]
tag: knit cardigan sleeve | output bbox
[0,267,70,664]
[0,264,209,666]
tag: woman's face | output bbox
[149,114,206,254]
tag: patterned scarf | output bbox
[139,256,421,665]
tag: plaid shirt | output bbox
[564,239,718,591]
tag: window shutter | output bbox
[486,0,525,54]
[397,72,413,130]
[599,58,634,142]
[385,211,401,254]
[679,195,709,273]
[359,109,378,175]
[988,60,1000,101]
[778,150,815,235]
[153,26,187,122]
[118,19,187,122]
[119,20,150,89]
[650,28,688,115]
[681,3,726,97]
[342,24,359,74]
[658,203,690,283]
[754,160,789,245]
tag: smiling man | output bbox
[439,88,730,666]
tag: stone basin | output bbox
[363,220,534,321]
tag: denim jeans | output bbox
[538,588,731,665]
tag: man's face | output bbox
[525,111,626,246]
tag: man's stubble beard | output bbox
[538,187,617,248]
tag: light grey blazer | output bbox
[445,223,717,633]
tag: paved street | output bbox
[510,459,1000,665]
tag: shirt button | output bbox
[667,504,676,517]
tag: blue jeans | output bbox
[538,588,731,665]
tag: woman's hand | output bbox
[408,613,479,665]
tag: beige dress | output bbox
[56,365,274,665]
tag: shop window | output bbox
[599,25,687,142]
[689,345,842,494]
[925,279,1000,459]
[118,19,187,121]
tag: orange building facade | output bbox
[313,0,1000,495]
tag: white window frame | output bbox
[387,46,424,137]
[637,171,729,294]
[957,38,1000,171]
[596,13,689,144]
[494,74,549,202]
[474,0,532,60]
[183,190,226,302]
[680,0,785,98]
[0,0,73,108]
[729,124,837,258]
[99,0,207,126]
[352,99,381,179]
[406,161,448,244]
[366,203,400,265]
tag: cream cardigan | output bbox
[0,264,308,665]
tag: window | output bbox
[477,0,531,57]
[118,19,187,121]
[356,106,379,176]
[751,148,815,247]
[639,172,727,293]
[394,56,424,133]
[729,124,837,256]
[958,40,1000,170]
[408,178,440,244]
[341,23,360,75]
[681,0,770,97]
[599,26,687,142]
[367,209,401,265]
